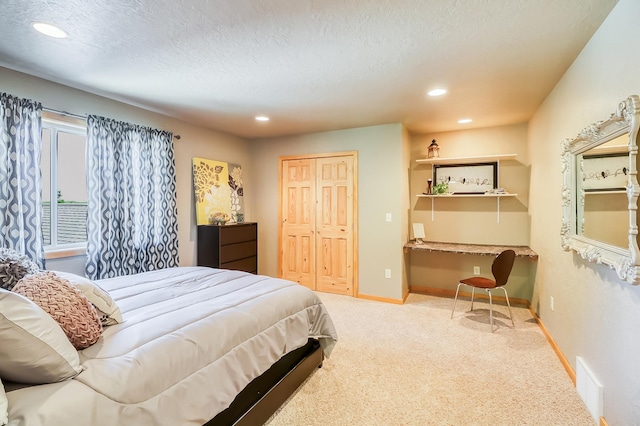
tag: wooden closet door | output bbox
[315,156,354,295]
[281,159,316,289]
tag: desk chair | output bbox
[450,249,516,332]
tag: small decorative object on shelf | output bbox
[432,182,449,195]
[208,212,229,225]
[427,139,440,158]
[412,223,426,244]
[485,188,507,195]
[425,178,433,194]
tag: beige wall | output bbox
[408,123,534,300]
[411,123,530,245]
[583,193,627,248]
[528,0,640,423]
[0,67,251,268]
[401,125,412,297]
[249,124,408,301]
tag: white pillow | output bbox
[0,378,7,426]
[0,289,82,384]
[51,271,123,326]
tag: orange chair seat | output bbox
[460,276,496,289]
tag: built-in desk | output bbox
[404,240,538,304]
[403,240,538,260]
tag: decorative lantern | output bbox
[427,139,440,158]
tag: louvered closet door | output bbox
[315,156,354,295]
[281,159,316,290]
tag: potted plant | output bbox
[432,182,449,195]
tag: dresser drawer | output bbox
[219,241,257,263]
[219,224,257,245]
[221,256,257,274]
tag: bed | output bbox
[1,266,338,426]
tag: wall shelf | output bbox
[416,193,518,223]
[584,190,626,195]
[587,144,627,155]
[416,193,518,198]
[415,153,518,222]
[416,153,517,165]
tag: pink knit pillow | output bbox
[13,272,103,350]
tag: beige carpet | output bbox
[266,292,595,426]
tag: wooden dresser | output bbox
[197,222,258,274]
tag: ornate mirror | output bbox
[561,95,640,284]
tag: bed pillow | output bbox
[0,378,7,426]
[0,247,40,291]
[0,288,83,384]
[51,271,123,326]
[13,272,103,350]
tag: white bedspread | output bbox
[6,267,337,426]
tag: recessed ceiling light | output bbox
[255,116,269,122]
[458,118,473,124]
[427,88,447,97]
[32,22,68,38]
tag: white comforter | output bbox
[6,267,337,425]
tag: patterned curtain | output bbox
[0,93,45,268]
[85,115,179,279]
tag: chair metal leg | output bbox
[498,286,515,327]
[486,289,494,332]
[452,283,515,332]
[451,283,463,318]
[470,287,475,311]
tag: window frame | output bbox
[41,115,88,257]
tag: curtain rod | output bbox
[41,107,182,140]
[42,107,87,120]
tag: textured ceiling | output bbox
[0,0,618,139]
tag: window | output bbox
[41,117,87,250]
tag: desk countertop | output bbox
[403,240,538,260]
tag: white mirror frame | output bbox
[561,95,640,284]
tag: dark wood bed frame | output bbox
[205,338,323,426]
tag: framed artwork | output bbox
[192,157,244,225]
[433,162,497,194]
[581,153,628,191]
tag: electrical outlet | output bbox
[550,296,555,311]
[473,266,480,275]
[385,269,391,279]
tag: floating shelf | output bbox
[416,193,518,198]
[583,190,626,195]
[416,153,517,165]
[587,144,628,155]
[415,154,518,223]
[416,193,518,223]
